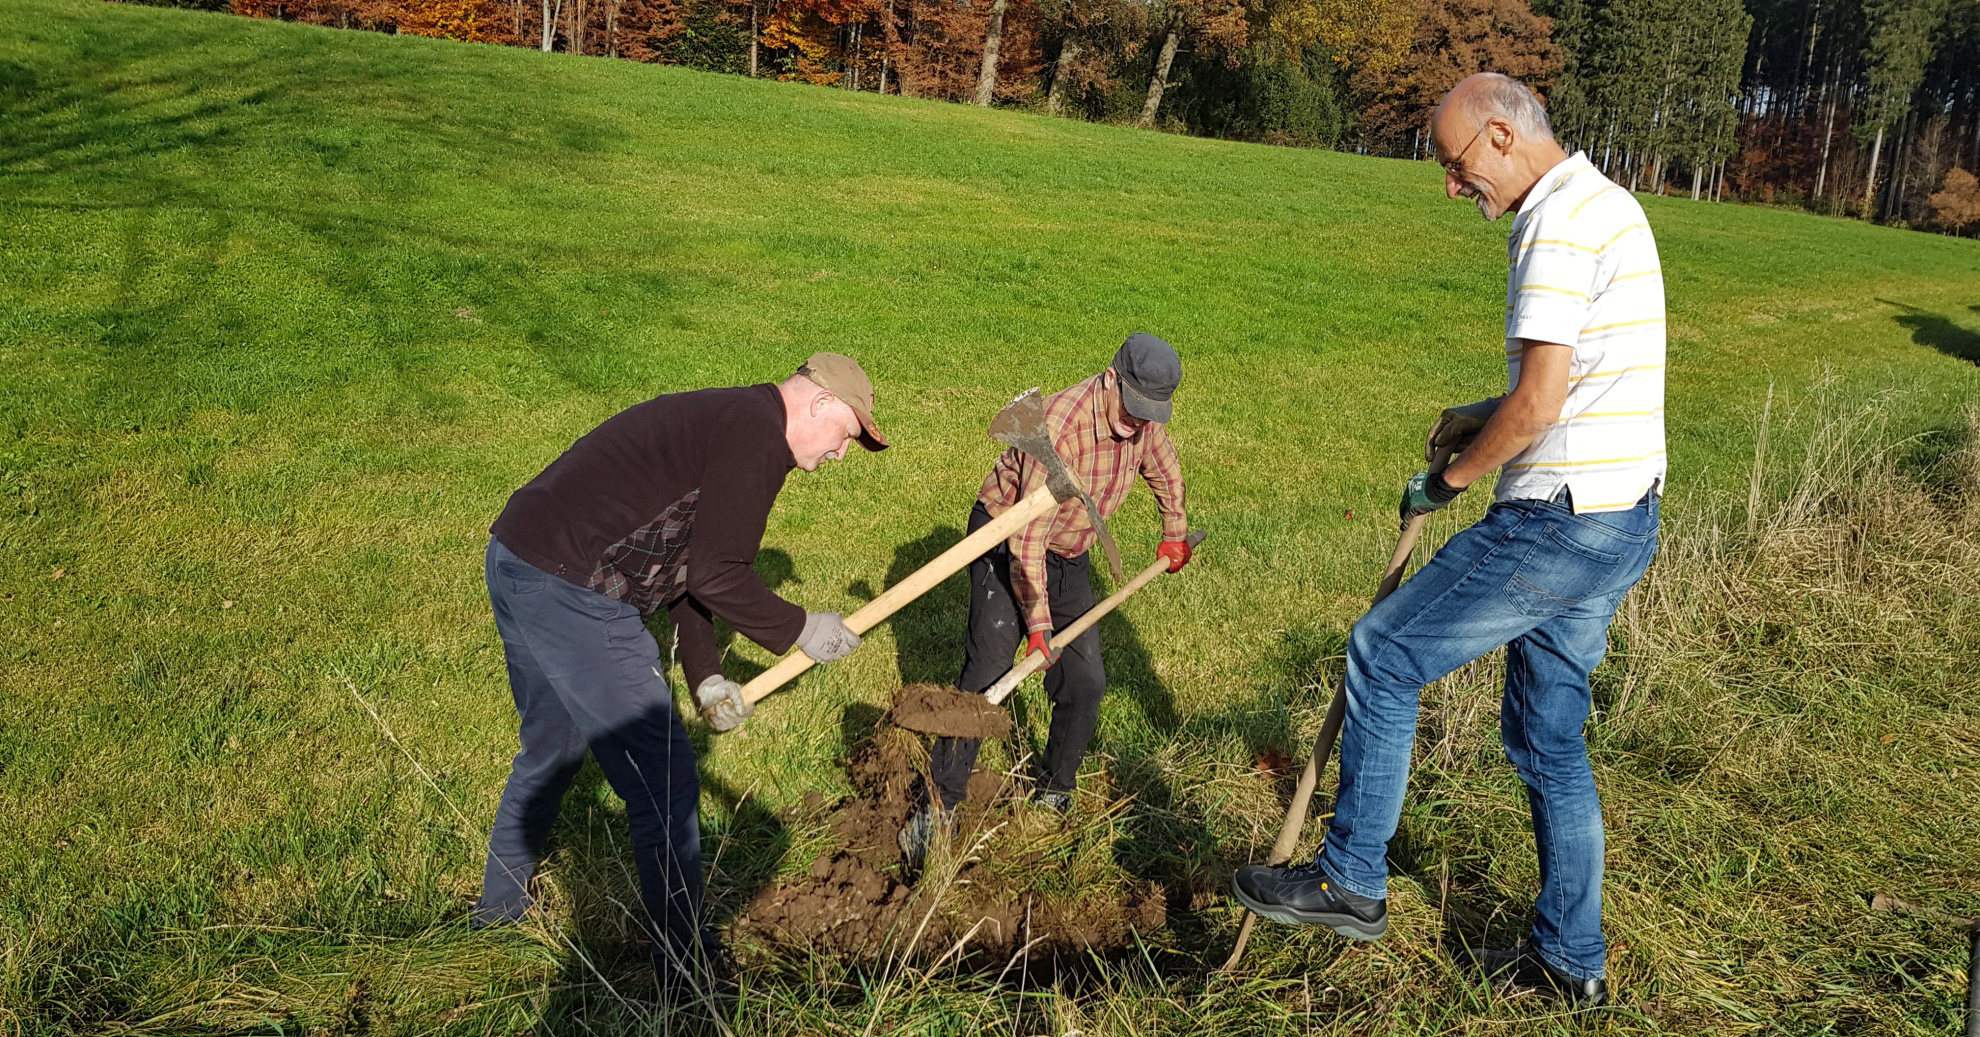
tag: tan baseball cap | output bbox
[796,352,889,451]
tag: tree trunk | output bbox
[1691,164,1703,200]
[1048,35,1080,115]
[749,2,759,76]
[1138,28,1179,128]
[541,0,553,50]
[1863,123,1885,220]
[973,0,1009,106]
[1814,69,1837,198]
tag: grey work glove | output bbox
[696,674,751,732]
[796,611,860,663]
[1425,398,1501,462]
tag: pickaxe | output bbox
[989,387,1124,585]
[739,388,1117,707]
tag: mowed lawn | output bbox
[4,0,1980,1032]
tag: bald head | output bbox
[1430,73,1568,221]
[1436,73,1555,143]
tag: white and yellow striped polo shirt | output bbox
[1499,152,1666,514]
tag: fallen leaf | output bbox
[1879,732,1896,744]
[1344,508,1354,519]
[50,568,65,579]
[1255,747,1294,778]
[221,600,235,610]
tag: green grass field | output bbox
[5,0,1980,1032]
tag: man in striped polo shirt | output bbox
[1232,73,1664,1006]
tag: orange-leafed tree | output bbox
[1929,168,1980,234]
[1352,0,1560,152]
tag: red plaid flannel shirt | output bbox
[977,374,1187,633]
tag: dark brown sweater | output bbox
[490,384,806,686]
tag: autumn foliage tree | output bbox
[1929,167,1980,233]
[1353,0,1562,153]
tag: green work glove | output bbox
[1399,470,1463,527]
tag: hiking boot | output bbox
[897,801,956,879]
[1030,788,1072,814]
[1230,858,1388,940]
[1462,945,1608,1007]
[467,897,530,929]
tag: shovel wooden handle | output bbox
[984,528,1207,706]
[740,483,1062,707]
[1221,446,1452,972]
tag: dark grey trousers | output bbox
[474,538,705,978]
[929,502,1104,809]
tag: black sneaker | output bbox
[1030,788,1071,813]
[1230,858,1388,940]
[1463,945,1608,1007]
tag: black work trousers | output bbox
[929,502,1105,809]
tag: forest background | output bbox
[122,0,1980,235]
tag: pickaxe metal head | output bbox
[988,388,1124,583]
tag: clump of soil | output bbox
[733,687,1165,965]
[886,682,1012,738]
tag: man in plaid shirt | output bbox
[904,334,1192,867]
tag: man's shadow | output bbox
[849,525,968,685]
[1881,298,1980,364]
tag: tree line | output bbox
[138,0,1980,233]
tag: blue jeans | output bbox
[476,538,705,971]
[1320,490,1658,980]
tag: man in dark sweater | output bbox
[473,353,887,993]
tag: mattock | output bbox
[739,388,1119,709]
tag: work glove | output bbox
[1425,398,1501,462]
[796,611,860,663]
[1155,538,1193,573]
[1027,630,1061,669]
[695,674,751,732]
[1399,469,1464,527]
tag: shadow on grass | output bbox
[1881,298,1980,365]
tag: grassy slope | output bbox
[2,0,1978,1031]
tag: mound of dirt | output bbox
[733,689,1165,966]
[887,683,1013,738]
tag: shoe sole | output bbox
[1230,876,1387,940]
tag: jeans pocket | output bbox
[1502,524,1626,618]
[498,558,546,596]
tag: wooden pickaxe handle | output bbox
[1221,445,1453,972]
[739,483,1062,707]
[984,528,1207,706]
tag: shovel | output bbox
[739,389,1117,708]
[985,528,1208,706]
[1220,445,1452,972]
[887,530,1206,739]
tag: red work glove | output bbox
[1156,538,1193,573]
[1027,630,1060,669]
